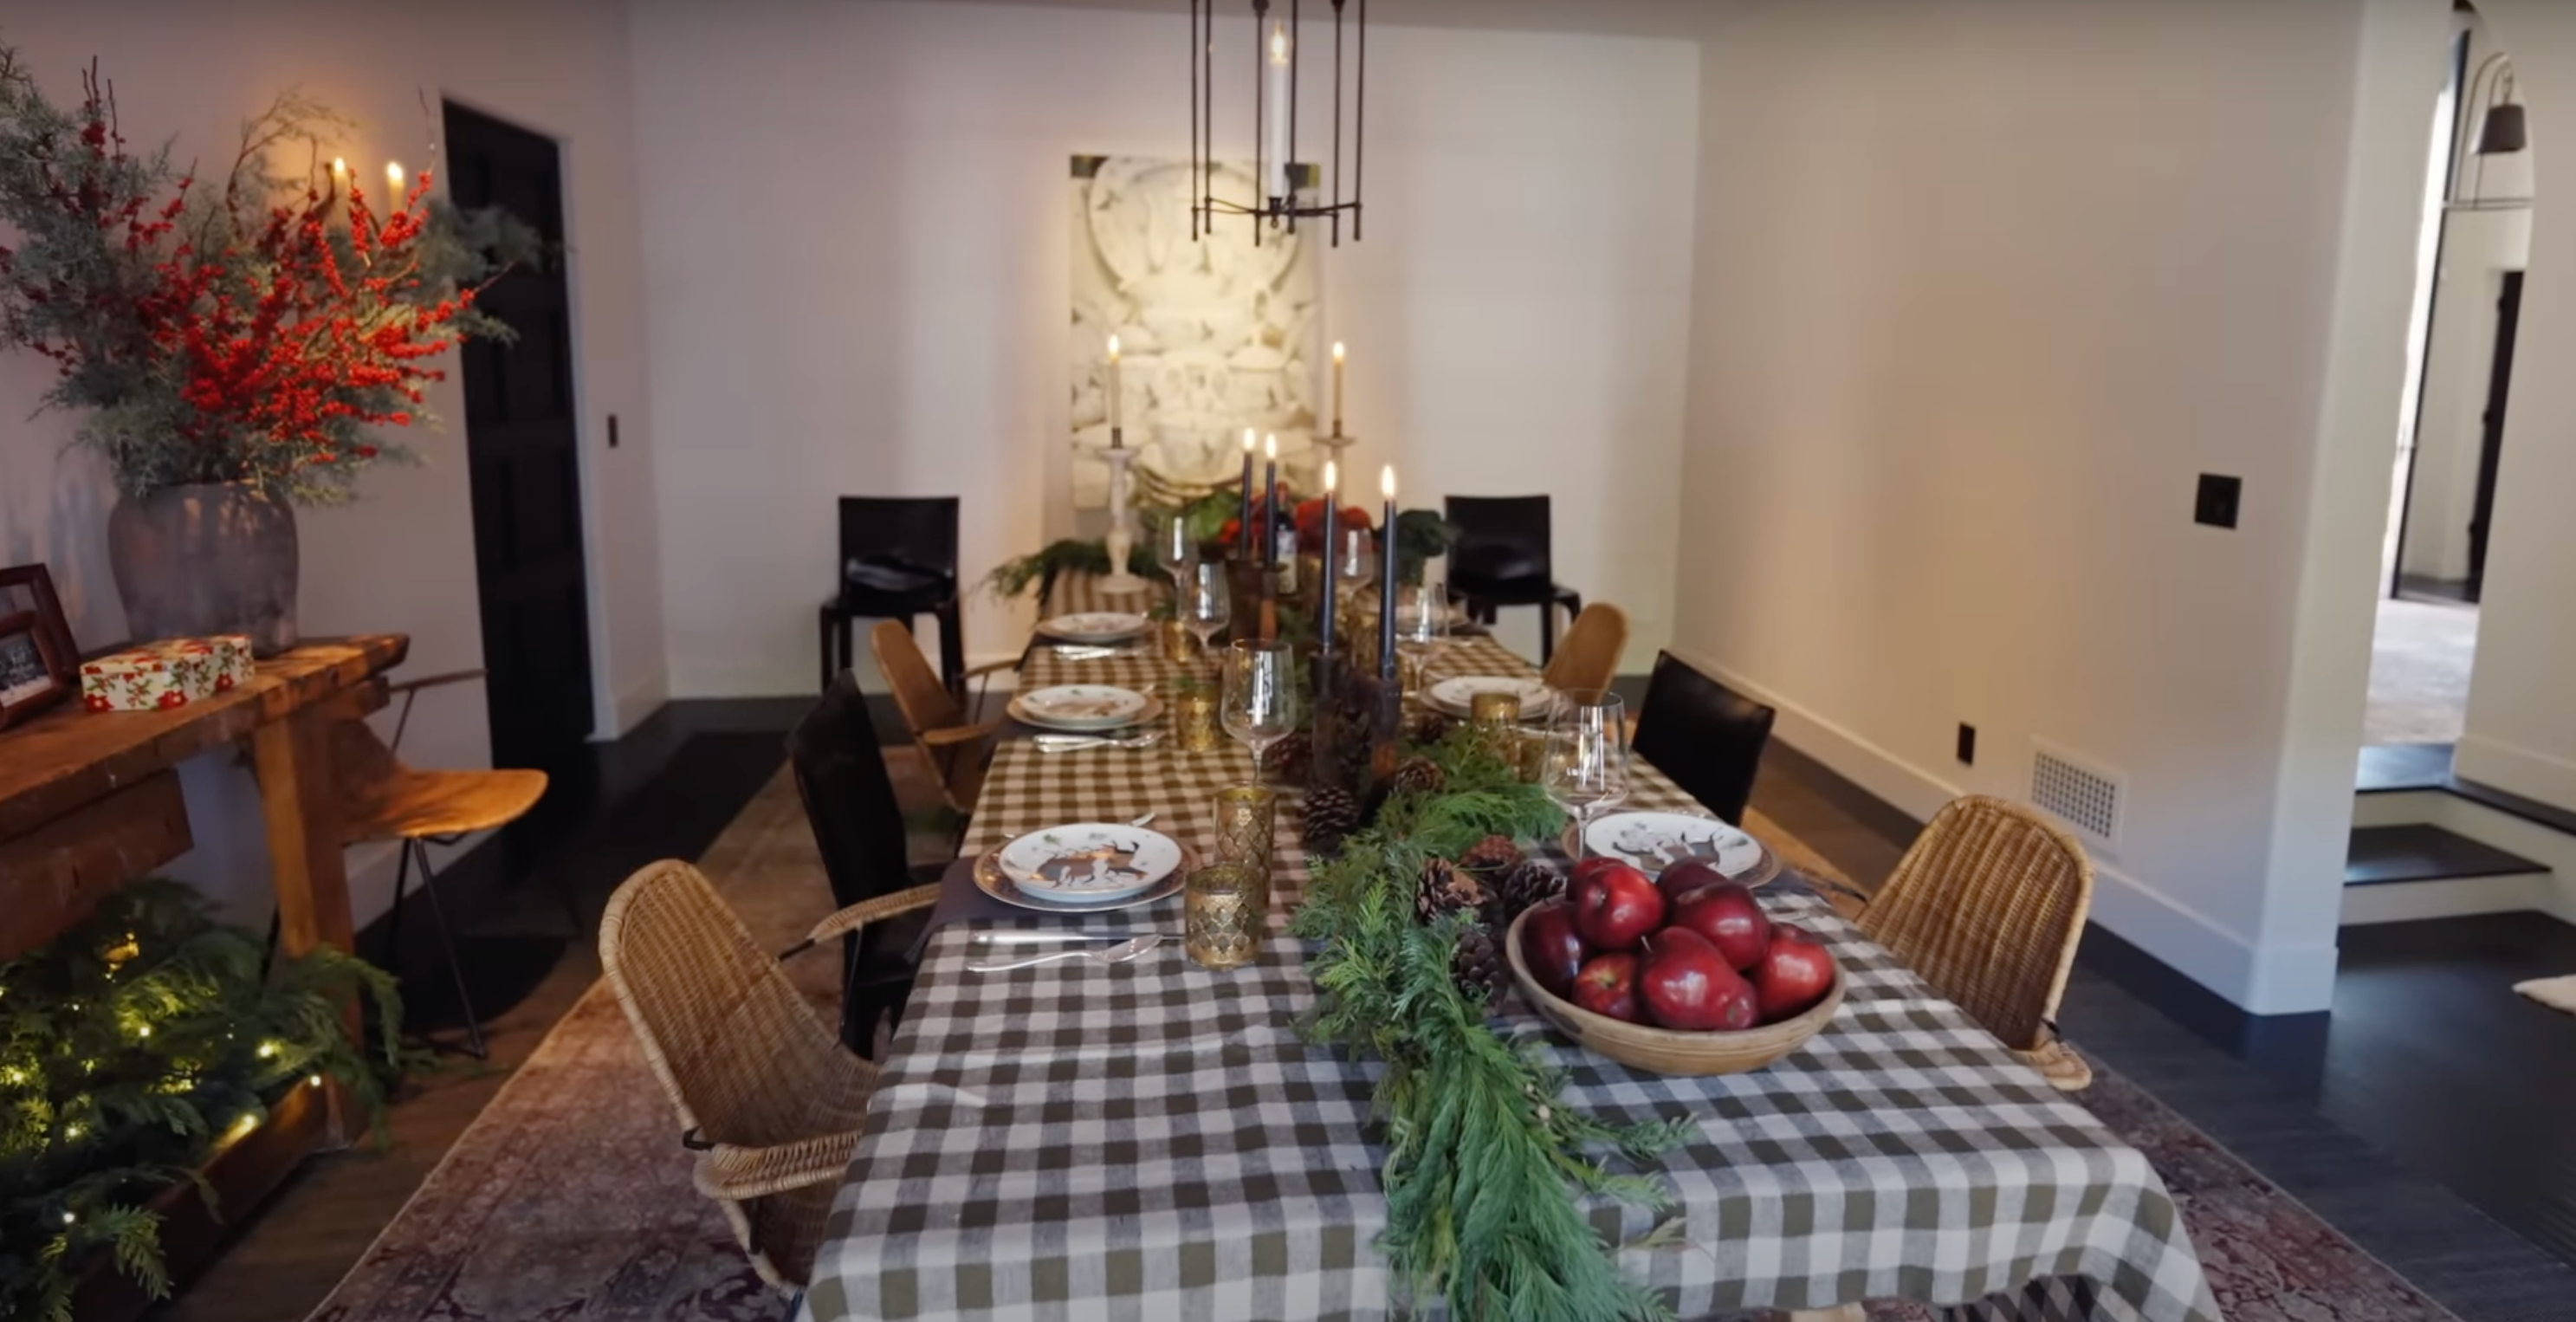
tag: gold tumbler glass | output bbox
[1213,784,1278,879]
[1157,618,1197,664]
[1175,687,1222,752]
[1185,864,1269,970]
[1470,691,1522,727]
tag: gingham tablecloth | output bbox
[811,621,2221,1322]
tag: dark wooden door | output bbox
[2466,269,2522,603]
[444,102,595,774]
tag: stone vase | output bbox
[107,482,300,657]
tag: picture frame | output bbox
[0,563,79,729]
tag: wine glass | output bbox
[1157,513,1197,594]
[1395,583,1450,651]
[1181,561,1231,665]
[1541,689,1628,856]
[1221,640,1302,782]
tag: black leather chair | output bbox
[1632,651,1777,824]
[786,672,944,1055]
[820,496,962,694]
[1444,496,1582,662]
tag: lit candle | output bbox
[1105,334,1123,444]
[1319,459,1339,654]
[385,161,405,191]
[1238,430,1257,561]
[1378,466,1399,678]
[1265,21,1292,204]
[1330,341,1345,437]
[1262,434,1281,570]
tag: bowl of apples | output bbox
[1505,856,1843,1076]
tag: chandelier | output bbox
[1189,0,1365,245]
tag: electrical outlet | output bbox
[1957,723,1977,766]
[607,413,621,449]
[2195,473,2242,528]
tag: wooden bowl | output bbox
[1504,909,1844,1077]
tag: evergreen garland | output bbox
[1293,730,1693,1319]
[0,881,412,1322]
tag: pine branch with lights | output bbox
[0,880,412,1322]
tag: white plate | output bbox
[1038,611,1150,644]
[1012,684,1149,730]
[1581,812,1769,881]
[1425,675,1557,721]
[973,850,1188,913]
[994,824,1187,903]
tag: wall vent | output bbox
[2030,742,2124,847]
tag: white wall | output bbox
[0,0,664,925]
[629,0,1698,696]
[2454,0,2576,813]
[1675,0,2440,1014]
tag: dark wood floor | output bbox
[145,693,2576,1321]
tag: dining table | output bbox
[806,585,2222,1322]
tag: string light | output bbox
[135,1025,150,1039]
[256,1042,279,1060]
[61,1210,74,1226]
[307,1075,323,1088]
[63,1123,83,1140]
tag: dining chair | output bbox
[1444,495,1582,662]
[1631,651,1776,826]
[599,858,935,1293]
[329,668,549,1060]
[787,672,949,1054]
[819,496,963,695]
[871,619,1001,817]
[1856,795,2096,1091]
[1538,602,1628,695]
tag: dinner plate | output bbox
[1037,611,1150,644]
[1010,684,1150,730]
[996,822,1186,903]
[1572,811,1777,887]
[1424,675,1557,721]
[974,837,1192,911]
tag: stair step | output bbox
[2346,824,2548,886]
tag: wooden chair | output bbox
[599,859,935,1292]
[870,619,1004,816]
[1538,602,1627,695]
[331,669,548,1060]
[1855,795,2096,1091]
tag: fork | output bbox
[1034,730,1166,752]
[965,935,1166,972]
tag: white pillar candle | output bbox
[1265,21,1293,203]
[1330,340,1345,437]
[1105,334,1123,439]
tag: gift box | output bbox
[191,635,254,692]
[81,640,224,712]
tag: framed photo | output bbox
[0,563,78,729]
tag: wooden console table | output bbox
[0,634,407,963]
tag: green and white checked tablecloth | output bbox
[808,616,2222,1322]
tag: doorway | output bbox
[443,101,597,779]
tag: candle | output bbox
[1378,465,1398,678]
[1238,430,1256,561]
[1330,341,1345,437]
[1262,434,1280,570]
[1105,334,1122,442]
[385,160,405,191]
[1319,460,1339,654]
[1265,21,1293,204]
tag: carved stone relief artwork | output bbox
[1070,154,1318,509]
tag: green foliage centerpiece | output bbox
[0,881,411,1322]
[1293,730,1693,1320]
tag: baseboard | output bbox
[2341,872,2555,924]
[603,668,670,741]
[2453,733,2576,819]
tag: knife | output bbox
[968,930,1176,946]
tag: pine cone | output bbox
[1406,709,1454,748]
[1269,731,1314,785]
[1390,756,1446,798]
[1459,834,1524,876]
[1301,784,1363,852]
[1487,859,1563,926]
[1451,926,1508,1007]
[1414,856,1489,925]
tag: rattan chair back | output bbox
[1540,602,1628,694]
[1858,795,2093,1051]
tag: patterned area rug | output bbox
[309,770,2462,1322]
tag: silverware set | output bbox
[964,933,1168,972]
[1048,645,1144,660]
[1033,730,1165,752]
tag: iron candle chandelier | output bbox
[1189,0,1365,245]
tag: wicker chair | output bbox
[871,619,1004,815]
[1538,602,1628,696]
[1855,795,2096,1091]
[599,859,936,1290]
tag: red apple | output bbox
[1570,855,1631,891]
[1637,928,1758,1031]
[1571,953,1645,1022]
[1753,924,1838,1023]
[1518,900,1590,1001]
[1570,860,1665,951]
[1655,858,1731,907]
[1667,882,1772,972]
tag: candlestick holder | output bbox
[1094,435,1149,596]
[1313,427,1357,473]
